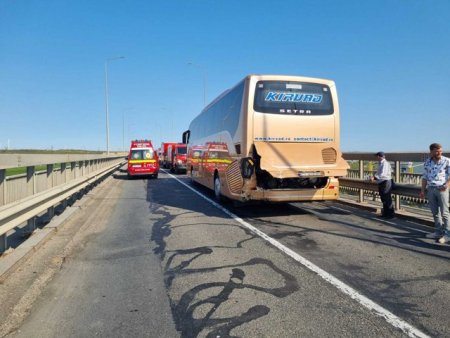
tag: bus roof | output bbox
[201,74,334,113]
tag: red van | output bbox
[167,143,187,174]
[127,140,159,178]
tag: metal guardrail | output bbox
[339,177,423,199]
[340,152,445,215]
[0,156,125,253]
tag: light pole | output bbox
[104,56,125,155]
[187,62,207,107]
[122,113,125,152]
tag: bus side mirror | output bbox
[182,130,190,144]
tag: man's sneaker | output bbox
[438,235,449,244]
[425,232,442,239]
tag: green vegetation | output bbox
[5,164,63,177]
[5,167,27,176]
[1,149,124,177]
[0,149,103,154]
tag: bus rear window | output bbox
[253,81,334,115]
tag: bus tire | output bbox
[214,174,222,202]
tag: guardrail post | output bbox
[0,233,6,253]
[0,168,8,248]
[0,169,6,207]
[26,166,36,198]
[25,217,36,235]
[47,164,54,189]
[70,162,76,180]
[358,160,364,202]
[80,161,85,177]
[46,164,55,222]
[60,163,68,209]
[47,205,55,220]
[395,160,401,210]
[61,163,67,183]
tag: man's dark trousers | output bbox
[378,179,394,217]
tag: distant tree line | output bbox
[0,149,104,154]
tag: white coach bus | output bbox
[182,74,349,202]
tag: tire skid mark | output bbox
[149,197,299,338]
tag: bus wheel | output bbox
[214,174,222,202]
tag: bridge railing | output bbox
[0,154,126,253]
[339,152,446,217]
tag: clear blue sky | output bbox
[1,0,449,152]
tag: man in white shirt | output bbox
[372,151,395,218]
[420,143,450,244]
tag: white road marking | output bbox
[164,171,430,338]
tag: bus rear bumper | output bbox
[239,177,340,202]
[244,188,338,202]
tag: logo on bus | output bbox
[265,92,323,103]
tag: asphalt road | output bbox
[1,168,449,338]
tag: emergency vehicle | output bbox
[167,143,187,174]
[160,142,177,168]
[127,139,159,178]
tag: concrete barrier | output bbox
[0,155,125,253]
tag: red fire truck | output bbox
[167,143,187,174]
[160,142,177,168]
[127,140,159,178]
